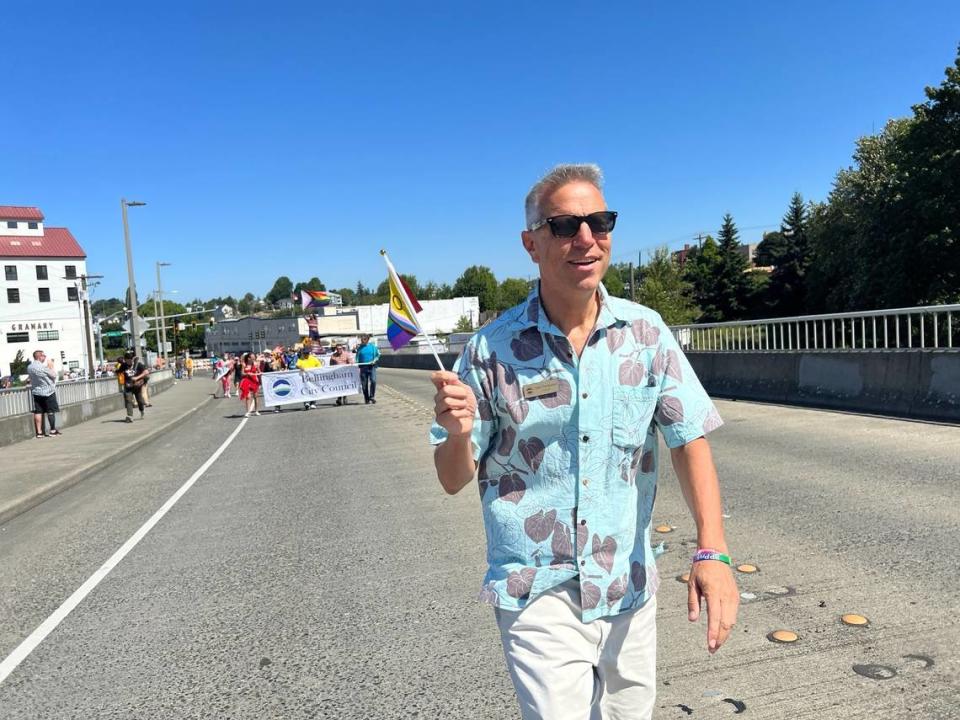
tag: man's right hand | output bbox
[431,370,477,437]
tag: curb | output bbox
[0,393,216,527]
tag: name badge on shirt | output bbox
[522,378,560,400]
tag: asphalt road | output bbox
[0,368,958,719]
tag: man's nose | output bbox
[570,219,596,247]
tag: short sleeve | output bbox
[429,337,498,461]
[651,316,723,448]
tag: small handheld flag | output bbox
[380,250,445,370]
[301,289,331,310]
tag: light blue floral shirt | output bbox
[430,283,723,622]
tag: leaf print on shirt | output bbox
[510,328,544,362]
[524,509,557,543]
[506,567,537,599]
[664,349,683,381]
[655,395,685,426]
[582,581,602,610]
[631,561,647,593]
[518,437,545,472]
[526,296,539,324]
[641,450,655,474]
[544,333,574,366]
[651,349,667,377]
[619,359,645,386]
[506,399,530,424]
[478,398,493,421]
[592,534,618,574]
[607,573,629,604]
[498,473,526,504]
[631,319,661,346]
[540,378,572,409]
[551,521,574,566]
[606,326,626,352]
[496,426,517,456]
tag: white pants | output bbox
[495,581,657,720]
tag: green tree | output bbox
[91,297,125,319]
[336,287,357,305]
[683,235,722,321]
[10,349,28,377]
[635,247,699,325]
[237,292,257,315]
[453,266,500,312]
[602,265,625,298]
[499,278,531,309]
[713,213,750,320]
[453,315,474,332]
[765,192,811,317]
[265,276,293,305]
[436,283,454,300]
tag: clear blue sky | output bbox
[2,1,958,304]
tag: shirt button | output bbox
[580,560,586,567]
[582,435,589,443]
[579,519,586,526]
[582,478,589,487]
[581,392,588,399]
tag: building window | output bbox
[6,221,16,229]
[67,286,79,302]
[36,265,48,280]
[4,265,16,281]
[37,330,59,341]
[7,288,20,303]
[65,265,77,279]
[6,332,28,343]
[28,222,38,230]
[38,287,51,302]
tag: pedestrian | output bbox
[239,352,262,417]
[27,349,62,438]
[185,355,194,380]
[295,346,321,409]
[429,164,738,720]
[355,333,380,404]
[118,349,149,423]
[232,352,243,396]
[328,342,353,405]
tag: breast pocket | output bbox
[612,386,659,448]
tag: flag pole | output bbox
[380,250,446,372]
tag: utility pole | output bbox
[121,198,146,353]
[629,262,636,302]
[156,261,171,365]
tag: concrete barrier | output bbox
[382,349,959,423]
[686,351,960,423]
[0,375,176,447]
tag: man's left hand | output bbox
[687,560,739,654]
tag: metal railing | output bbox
[0,369,172,419]
[670,305,960,353]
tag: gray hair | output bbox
[524,163,604,230]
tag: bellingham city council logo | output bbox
[272,378,293,397]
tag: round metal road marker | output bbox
[736,563,759,573]
[655,524,673,533]
[767,629,799,644]
[841,613,870,627]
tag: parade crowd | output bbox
[209,334,380,418]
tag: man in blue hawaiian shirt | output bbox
[430,164,739,719]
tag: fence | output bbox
[670,304,960,353]
[0,369,173,419]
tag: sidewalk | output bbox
[1,378,215,526]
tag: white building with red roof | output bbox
[0,206,90,379]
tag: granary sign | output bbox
[9,321,56,331]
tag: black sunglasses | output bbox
[529,210,618,238]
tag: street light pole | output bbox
[151,291,161,360]
[156,261,171,365]
[121,198,146,354]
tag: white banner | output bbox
[261,366,361,407]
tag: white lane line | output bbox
[0,418,249,686]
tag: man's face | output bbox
[521,181,612,297]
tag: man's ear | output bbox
[521,230,539,263]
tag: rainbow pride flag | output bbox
[382,253,423,350]
[301,289,332,310]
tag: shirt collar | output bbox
[521,281,624,335]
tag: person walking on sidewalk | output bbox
[119,349,149,423]
[430,163,738,720]
[328,342,353,406]
[27,350,62,438]
[355,334,380,404]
